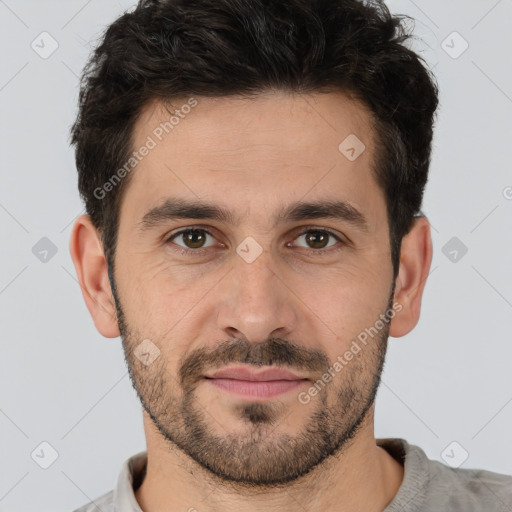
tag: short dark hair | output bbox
[70,0,439,279]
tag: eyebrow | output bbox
[137,197,369,233]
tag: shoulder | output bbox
[72,489,115,512]
[378,438,512,511]
[425,458,512,510]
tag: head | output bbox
[70,0,437,487]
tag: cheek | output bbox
[296,263,390,342]
[119,257,218,340]
[120,252,181,303]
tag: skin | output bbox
[70,90,432,512]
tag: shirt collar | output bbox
[113,450,147,512]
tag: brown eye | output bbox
[169,229,215,250]
[293,229,339,250]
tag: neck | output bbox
[134,409,404,512]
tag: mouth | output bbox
[202,365,310,399]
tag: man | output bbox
[69,0,511,510]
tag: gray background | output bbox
[0,0,511,511]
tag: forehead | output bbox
[122,90,384,231]
[134,90,375,157]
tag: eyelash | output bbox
[165,226,346,257]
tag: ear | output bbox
[69,214,121,338]
[389,216,433,338]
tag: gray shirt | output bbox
[73,438,512,511]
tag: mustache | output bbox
[178,337,330,390]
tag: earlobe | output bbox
[69,214,121,338]
[389,216,433,338]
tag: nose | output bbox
[215,248,298,344]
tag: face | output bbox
[111,90,396,485]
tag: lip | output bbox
[202,366,309,400]
[204,366,308,381]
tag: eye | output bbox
[290,228,344,253]
[165,226,346,257]
[167,228,217,251]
